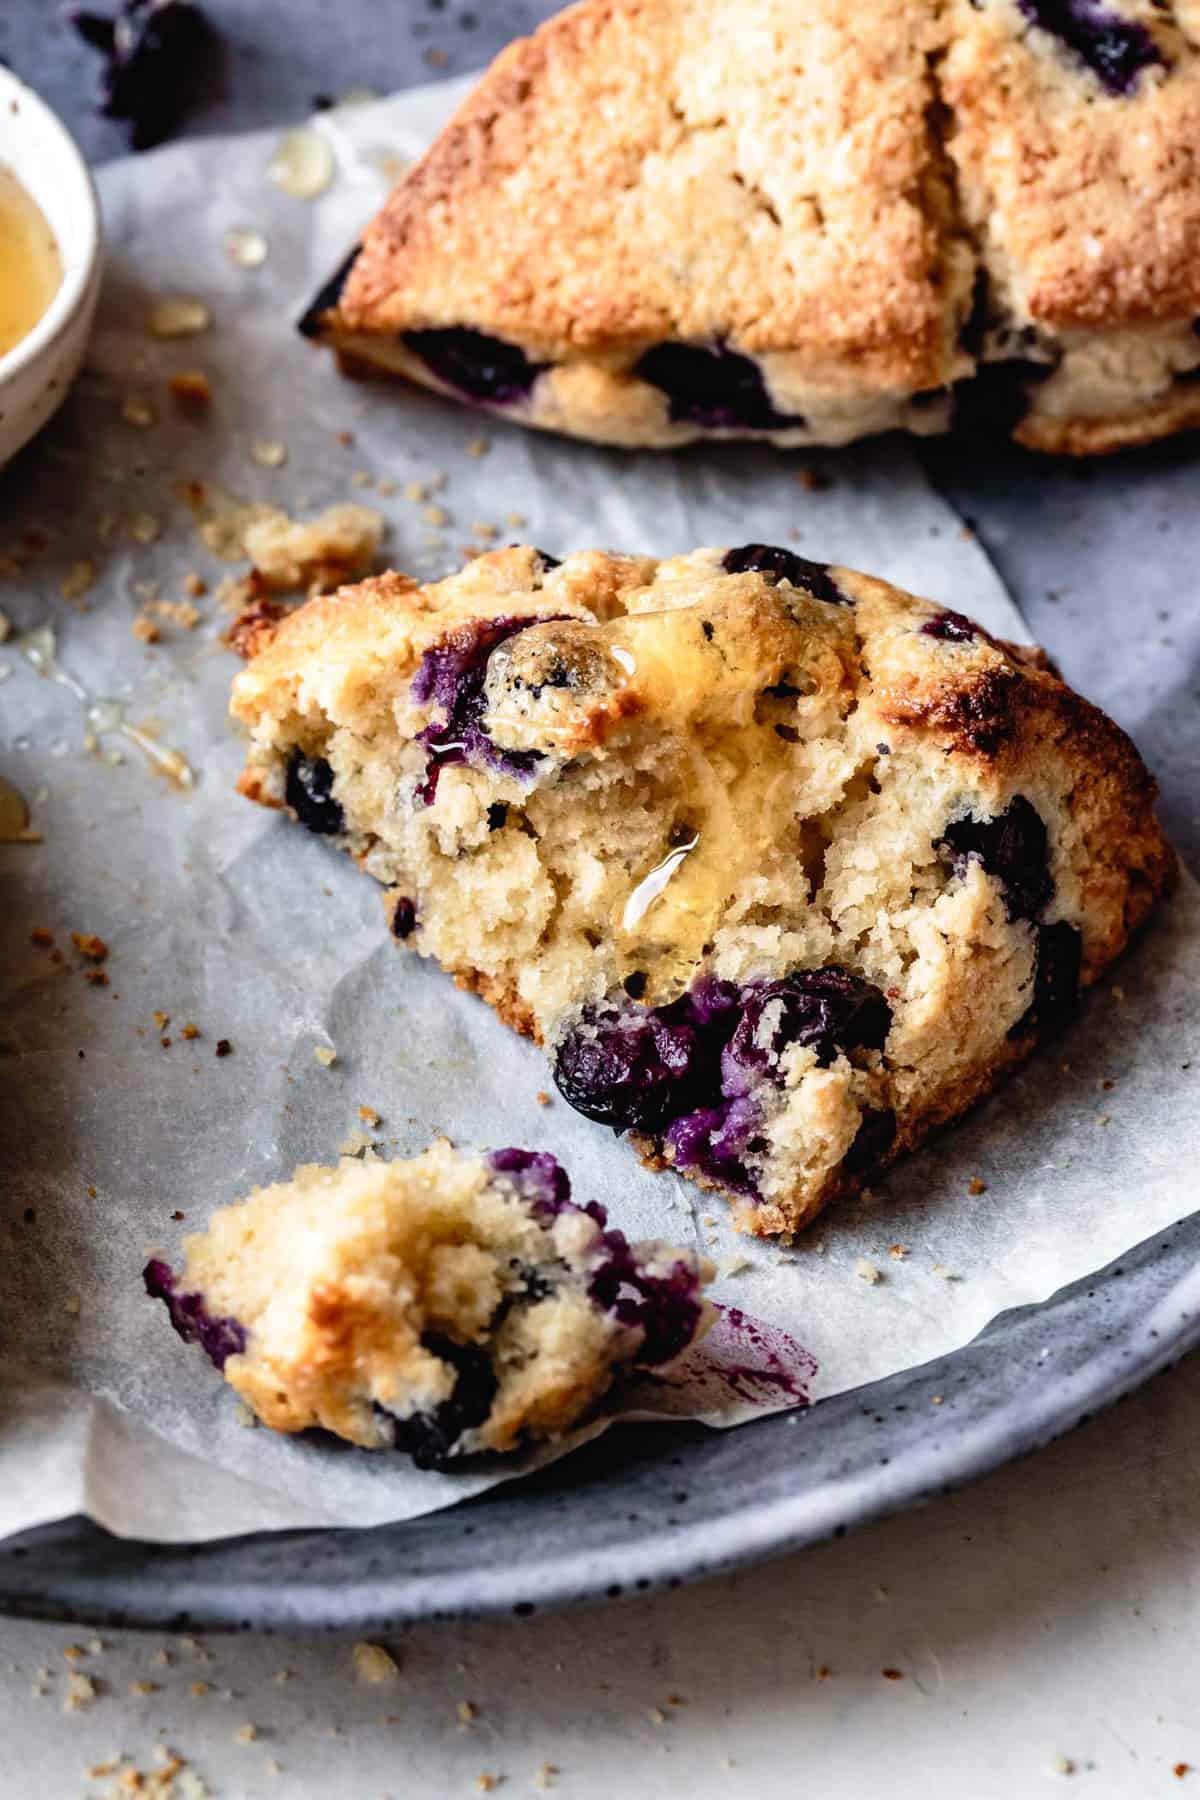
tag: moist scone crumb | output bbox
[230,542,1173,1237]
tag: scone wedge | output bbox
[231,544,1174,1238]
[146,1141,714,1465]
[301,0,1200,455]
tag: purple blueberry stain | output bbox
[1013,0,1164,94]
[402,328,548,406]
[144,1259,247,1371]
[722,544,849,607]
[921,609,978,643]
[937,795,1053,924]
[285,752,344,836]
[69,0,220,151]
[634,341,807,432]
[411,613,568,805]
[585,1232,707,1367]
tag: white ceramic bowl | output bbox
[0,65,102,468]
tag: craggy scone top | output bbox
[231,545,1173,1236]
[306,0,1200,454]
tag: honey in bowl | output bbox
[0,166,62,359]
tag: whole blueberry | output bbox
[403,328,547,406]
[634,341,805,432]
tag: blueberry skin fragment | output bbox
[634,341,806,432]
[722,544,849,607]
[586,1233,706,1367]
[1014,0,1164,95]
[402,328,548,406]
[144,1259,247,1370]
[285,753,344,836]
[386,1333,499,1471]
[937,795,1053,924]
[921,609,978,644]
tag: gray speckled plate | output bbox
[3,428,1198,1634]
[2,1211,1198,1630]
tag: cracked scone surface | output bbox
[231,544,1174,1237]
[301,0,1200,454]
[145,1141,713,1466]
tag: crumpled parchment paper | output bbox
[1,79,1197,1543]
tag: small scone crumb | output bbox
[352,1642,401,1684]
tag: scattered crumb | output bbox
[535,1090,551,1107]
[423,504,449,528]
[169,370,213,416]
[880,1668,904,1681]
[61,559,96,602]
[457,1700,478,1725]
[234,1723,259,1744]
[130,1680,159,1696]
[147,296,211,339]
[85,969,110,987]
[71,932,108,964]
[403,480,427,503]
[358,1105,381,1127]
[30,926,53,948]
[352,1642,401,1685]
[153,1011,170,1030]
[183,573,207,598]
[466,436,491,458]
[505,512,527,528]
[339,1129,373,1157]
[251,439,288,469]
[1097,1113,1112,1127]
[854,1258,882,1285]
[62,1671,96,1712]
[815,1664,831,1680]
[1174,1765,1192,1779]
[931,1264,961,1281]
[215,1039,232,1057]
[64,1294,80,1315]
[129,512,162,545]
[888,1243,909,1259]
[967,1176,987,1196]
[191,1681,211,1697]
[471,521,498,541]
[534,1766,559,1791]
[121,393,158,429]
[181,1023,200,1040]
[314,1045,337,1068]
[133,614,162,644]
[931,1394,944,1406]
[1051,1753,1075,1776]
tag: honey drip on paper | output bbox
[18,625,193,789]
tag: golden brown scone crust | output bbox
[304,0,1200,453]
[230,547,1174,1237]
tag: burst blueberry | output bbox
[143,1259,247,1370]
[722,545,848,606]
[1015,0,1164,95]
[921,609,978,643]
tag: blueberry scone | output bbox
[144,1141,713,1466]
[230,544,1174,1237]
[301,0,1200,455]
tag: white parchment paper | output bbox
[1,81,1198,1543]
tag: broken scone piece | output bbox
[230,544,1174,1237]
[145,1141,714,1466]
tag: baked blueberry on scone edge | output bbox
[145,1141,714,1467]
[300,0,1200,455]
[230,545,1175,1238]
